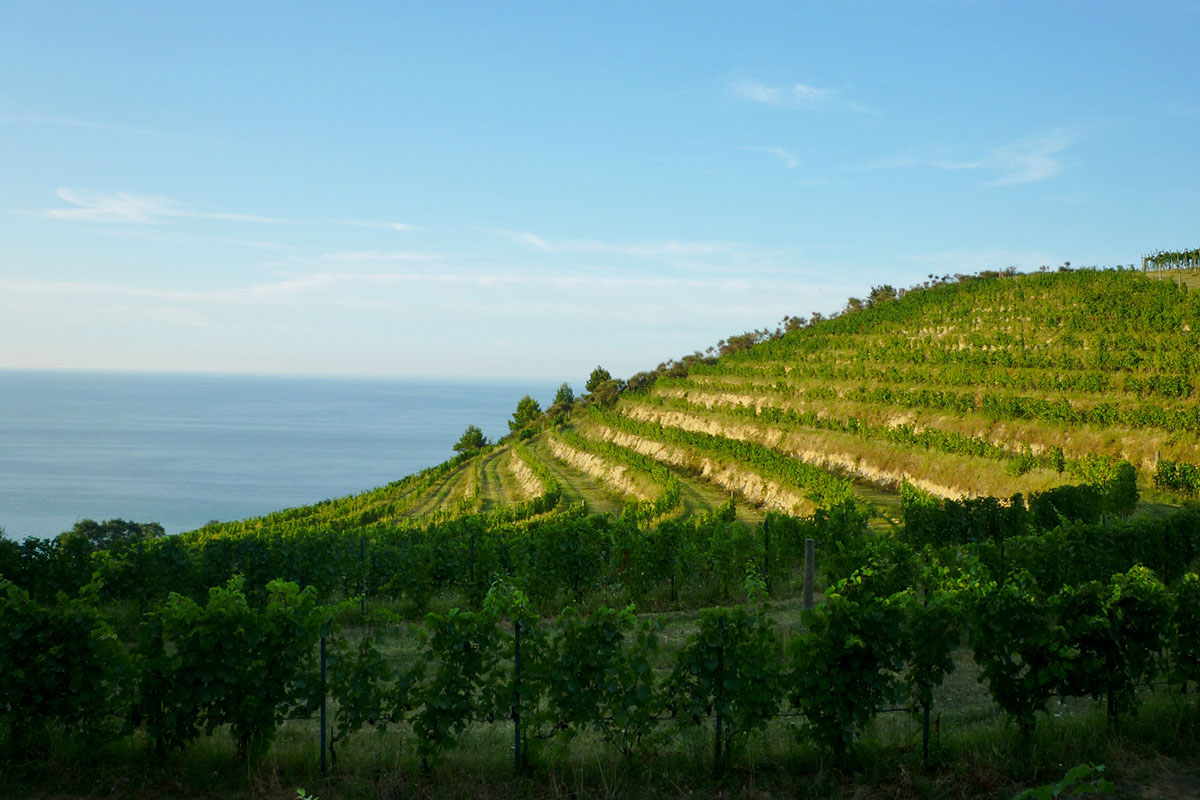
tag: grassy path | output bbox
[669,462,762,524]
[491,447,523,505]
[527,434,626,515]
[473,449,502,513]
[405,462,470,519]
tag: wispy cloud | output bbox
[867,131,1073,186]
[323,250,440,263]
[732,80,866,112]
[0,112,157,135]
[0,269,758,315]
[760,146,799,169]
[487,229,732,260]
[338,219,419,232]
[487,229,552,250]
[39,188,285,223]
[981,132,1072,186]
[0,276,331,305]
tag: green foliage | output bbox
[1172,574,1200,687]
[968,575,1066,734]
[0,578,131,751]
[897,562,963,712]
[1056,566,1170,721]
[410,605,505,762]
[552,382,575,407]
[590,379,622,407]
[1143,246,1200,272]
[867,284,898,306]
[902,463,1139,550]
[453,424,490,454]
[589,405,854,508]
[508,395,543,433]
[672,603,784,765]
[586,366,612,393]
[1012,763,1115,799]
[61,518,165,550]
[789,575,905,758]
[326,634,393,763]
[555,427,682,524]
[539,605,664,757]
[1053,561,1170,714]
[1155,459,1200,495]
[139,577,327,760]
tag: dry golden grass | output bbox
[544,432,656,502]
[656,384,1200,472]
[580,420,816,516]
[622,399,1064,500]
[505,448,544,501]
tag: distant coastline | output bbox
[0,370,559,539]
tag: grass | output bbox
[1147,267,1200,290]
[524,435,627,516]
[9,558,1200,799]
[9,679,1200,799]
[545,432,659,503]
[404,461,470,519]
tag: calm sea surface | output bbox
[0,370,559,539]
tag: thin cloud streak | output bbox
[0,269,768,309]
[0,112,157,135]
[40,188,286,224]
[731,80,867,112]
[761,146,799,168]
[982,132,1072,186]
[487,229,736,260]
[486,229,552,250]
[323,250,440,263]
[866,131,1073,186]
[338,219,420,232]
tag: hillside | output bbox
[197,265,1199,539]
[13,265,1200,800]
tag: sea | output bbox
[0,370,561,540]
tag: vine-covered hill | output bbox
[189,265,1200,539]
[10,266,1200,800]
[605,266,1200,506]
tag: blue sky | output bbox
[2,1,1197,381]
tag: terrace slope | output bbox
[189,267,1200,539]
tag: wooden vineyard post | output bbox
[319,636,327,776]
[513,620,522,773]
[763,517,771,595]
[922,701,931,763]
[803,538,816,610]
[359,535,366,617]
[714,614,725,776]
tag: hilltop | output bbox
[191,264,1200,539]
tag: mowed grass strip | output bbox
[525,434,626,516]
[404,461,472,519]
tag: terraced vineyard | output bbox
[321,267,1199,532]
[180,267,1200,541]
[586,269,1200,503]
[14,265,1200,799]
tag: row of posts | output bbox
[353,522,816,619]
[322,528,819,776]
